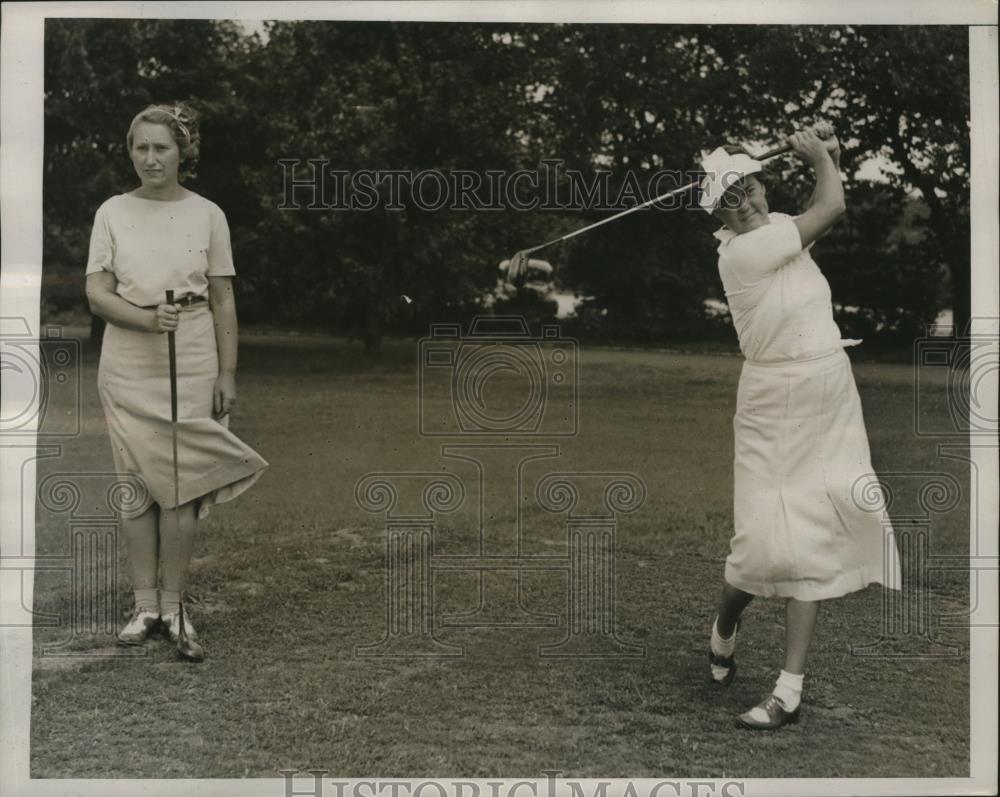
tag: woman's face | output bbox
[714,174,769,234]
[130,121,181,189]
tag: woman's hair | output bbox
[126,102,201,181]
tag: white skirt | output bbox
[726,348,901,600]
[97,302,268,520]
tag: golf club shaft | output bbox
[522,178,700,256]
[519,140,796,259]
[166,290,180,513]
[755,142,793,160]
[164,290,203,661]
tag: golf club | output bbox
[504,133,824,285]
[166,288,205,663]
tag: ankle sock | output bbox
[710,617,738,681]
[711,617,738,657]
[159,589,181,616]
[134,588,159,613]
[772,669,804,711]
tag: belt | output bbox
[744,347,846,369]
[744,339,864,368]
[142,294,207,309]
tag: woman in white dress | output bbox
[699,125,901,728]
[85,103,268,659]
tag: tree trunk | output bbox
[887,124,970,337]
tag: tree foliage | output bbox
[230,22,552,350]
[517,24,969,340]
[43,20,970,348]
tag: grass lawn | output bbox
[30,330,970,778]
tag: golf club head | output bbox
[177,636,205,662]
[176,602,205,663]
[507,250,531,288]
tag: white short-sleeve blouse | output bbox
[85,192,236,307]
[714,211,845,363]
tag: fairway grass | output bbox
[30,333,970,778]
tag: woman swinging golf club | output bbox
[85,103,268,661]
[699,123,901,729]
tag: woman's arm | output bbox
[86,272,178,333]
[208,276,238,419]
[790,129,846,249]
[805,122,842,214]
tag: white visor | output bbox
[698,147,763,214]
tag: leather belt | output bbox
[143,294,207,309]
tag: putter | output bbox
[166,289,205,663]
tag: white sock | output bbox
[772,669,804,711]
[134,588,159,613]
[711,617,737,657]
[742,670,804,723]
[710,617,737,681]
[160,589,181,616]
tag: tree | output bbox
[505,24,969,343]
[699,25,970,336]
[43,21,968,349]
[232,21,555,351]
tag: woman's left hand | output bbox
[213,373,236,419]
[811,121,841,161]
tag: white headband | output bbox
[698,147,763,214]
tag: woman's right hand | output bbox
[787,129,831,167]
[151,302,181,333]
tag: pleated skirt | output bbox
[97,302,268,520]
[726,348,901,600]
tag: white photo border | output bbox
[1,2,997,796]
